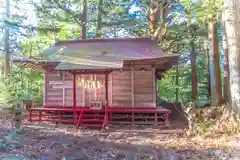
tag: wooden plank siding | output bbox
[134,70,154,108]
[110,64,155,108]
[44,64,156,108]
[111,71,132,107]
[45,71,106,107]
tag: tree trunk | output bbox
[212,16,222,104]
[175,45,180,102]
[148,1,161,36]
[186,7,197,102]
[161,3,167,27]
[208,15,222,106]
[81,0,87,39]
[4,0,11,76]
[204,38,211,99]
[207,48,211,99]
[149,1,168,42]
[96,0,103,38]
[175,59,180,102]
[224,0,240,109]
[190,40,197,101]
[222,11,230,103]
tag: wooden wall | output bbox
[44,64,156,108]
[110,64,156,108]
[45,71,106,107]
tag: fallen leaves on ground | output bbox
[0,118,239,159]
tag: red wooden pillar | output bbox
[103,71,109,126]
[28,111,32,122]
[44,71,48,107]
[73,72,77,125]
[105,72,108,108]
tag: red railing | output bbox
[28,106,170,128]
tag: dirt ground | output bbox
[0,117,239,160]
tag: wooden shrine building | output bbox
[14,38,179,128]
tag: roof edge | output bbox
[55,37,154,45]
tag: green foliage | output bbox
[0,0,225,108]
[158,53,210,103]
[0,66,43,108]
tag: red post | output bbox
[73,73,77,125]
[77,111,83,127]
[154,112,158,125]
[103,71,109,127]
[29,111,32,121]
[105,72,108,109]
[44,71,48,107]
[39,111,42,122]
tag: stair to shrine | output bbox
[77,110,106,127]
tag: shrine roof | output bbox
[12,38,179,71]
[41,38,178,70]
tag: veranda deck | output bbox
[28,107,170,128]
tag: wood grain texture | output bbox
[131,65,134,107]
[46,71,107,107]
[133,69,154,108]
[112,70,132,107]
[45,63,156,108]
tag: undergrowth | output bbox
[185,104,240,138]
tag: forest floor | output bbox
[0,115,240,159]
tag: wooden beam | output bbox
[104,71,109,127]
[131,64,134,107]
[153,66,156,107]
[62,74,65,106]
[105,72,109,107]
[73,73,77,124]
[124,56,179,65]
[44,71,48,107]
[71,69,119,74]
[82,75,85,106]
[90,74,93,102]
[109,72,113,106]
[94,74,97,101]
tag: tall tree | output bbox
[189,0,223,104]
[175,47,180,102]
[96,0,103,38]
[208,14,222,105]
[221,11,230,103]
[189,37,197,101]
[148,0,161,37]
[224,0,240,109]
[81,0,88,39]
[4,0,10,76]
[184,0,198,101]
[148,0,169,42]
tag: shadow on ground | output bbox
[0,121,236,160]
[0,112,237,160]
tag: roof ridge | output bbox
[56,37,153,44]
